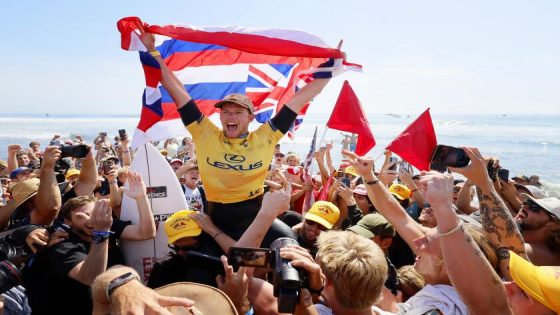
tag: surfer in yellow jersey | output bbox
[137,27,340,249]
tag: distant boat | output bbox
[502,114,507,117]
[384,113,401,118]
[45,114,50,117]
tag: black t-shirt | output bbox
[147,252,218,289]
[24,233,91,315]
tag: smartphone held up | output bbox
[430,145,470,172]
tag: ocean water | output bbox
[1,112,559,196]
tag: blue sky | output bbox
[1,0,559,115]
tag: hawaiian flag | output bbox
[117,17,362,148]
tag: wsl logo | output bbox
[206,154,262,171]
[146,186,168,199]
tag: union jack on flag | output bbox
[117,17,362,148]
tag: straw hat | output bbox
[1,178,40,215]
[154,282,238,315]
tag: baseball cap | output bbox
[304,201,340,230]
[509,251,560,313]
[344,166,358,177]
[169,158,183,166]
[9,167,33,180]
[65,168,81,180]
[515,184,545,199]
[512,174,530,182]
[155,282,238,315]
[348,213,395,239]
[521,194,560,218]
[164,210,202,244]
[353,184,367,196]
[102,156,120,165]
[214,93,255,114]
[389,184,411,200]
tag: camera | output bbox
[228,238,303,314]
[0,234,28,294]
[118,129,128,141]
[59,144,90,159]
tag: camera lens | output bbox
[0,260,22,294]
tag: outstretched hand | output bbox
[260,182,292,218]
[418,171,454,208]
[341,150,375,178]
[134,21,156,52]
[123,171,147,200]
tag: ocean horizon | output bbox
[1,112,559,196]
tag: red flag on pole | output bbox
[386,108,437,171]
[326,80,375,155]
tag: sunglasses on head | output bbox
[305,220,327,231]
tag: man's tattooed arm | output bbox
[476,186,527,280]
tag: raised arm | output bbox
[69,200,112,285]
[324,142,336,175]
[455,180,478,214]
[342,150,427,255]
[314,148,330,184]
[420,171,512,315]
[32,146,62,225]
[449,147,527,280]
[73,146,98,196]
[137,25,191,109]
[7,144,21,173]
[119,172,156,240]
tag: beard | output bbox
[519,220,547,231]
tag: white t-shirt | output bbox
[184,185,204,212]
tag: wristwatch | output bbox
[105,272,141,301]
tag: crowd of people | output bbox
[0,28,558,315]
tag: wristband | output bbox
[149,50,161,57]
[213,231,222,239]
[105,272,141,302]
[438,220,463,237]
[92,230,113,244]
[365,179,379,185]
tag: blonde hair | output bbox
[316,231,387,310]
[463,223,498,271]
[397,265,425,302]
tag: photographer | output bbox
[248,231,390,315]
[0,146,62,229]
[23,198,113,315]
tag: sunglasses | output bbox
[305,220,327,231]
[523,201,543,213]
[523,201,559,221]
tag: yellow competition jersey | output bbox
[187,117,284,203]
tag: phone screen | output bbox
[498,168,509,182]
[228,247,271,268]
[388,157,398,171]
[341,177,351,187]
[431,145,470,168]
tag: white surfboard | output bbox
[120,143,188,282]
